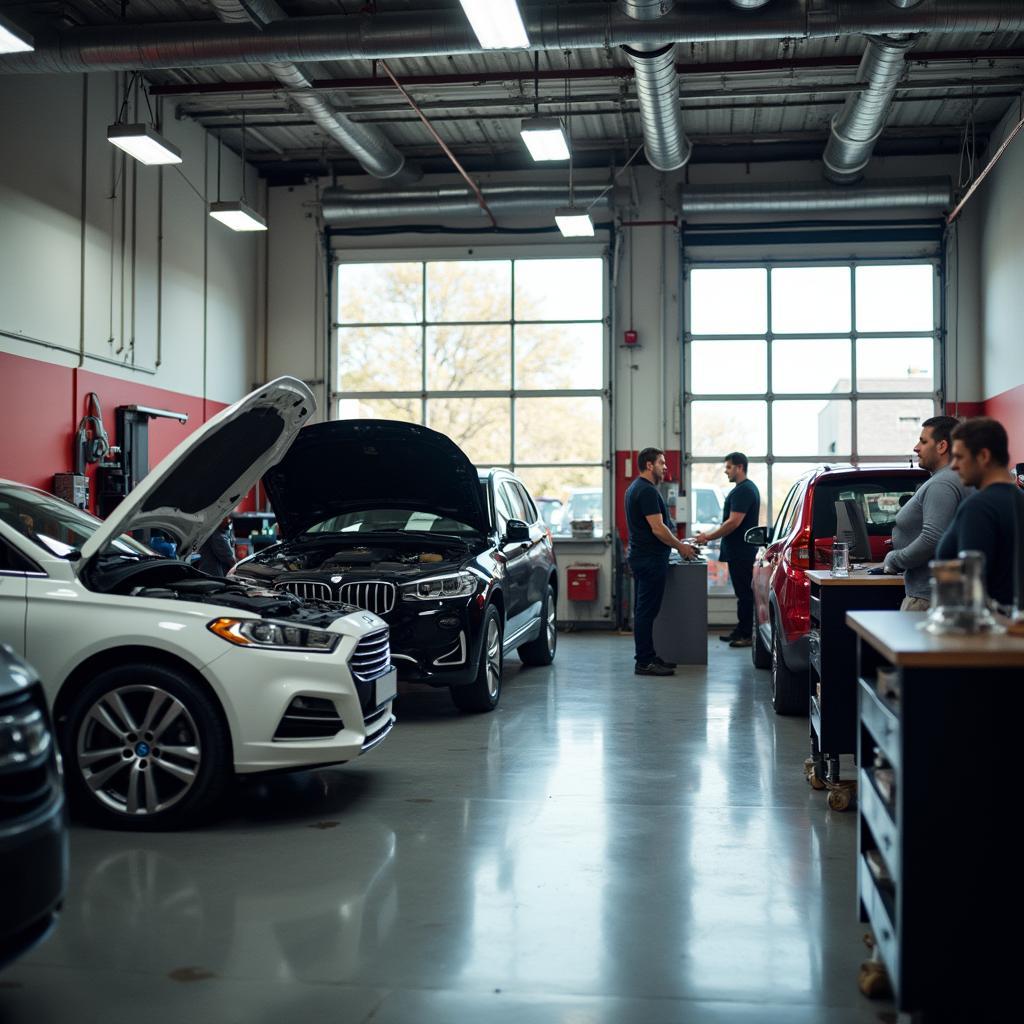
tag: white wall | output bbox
[0,73,260,403]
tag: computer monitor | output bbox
[835,498,871,561]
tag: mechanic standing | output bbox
[625,447,697,676]
[696,452,760,648]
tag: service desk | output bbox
[805,568,904,807]
[652,560,708,666]
[846,611,1024,1019]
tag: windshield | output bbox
[0,483,154,558]
[305,508,478,536]
[811,476,923,537]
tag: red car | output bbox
[746,465,928,714]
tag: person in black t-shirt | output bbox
[625,447,697,676]
[935,417,1024,608]
[695,451,760,647]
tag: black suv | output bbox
[0,645,67,968]
[231,420,558,713]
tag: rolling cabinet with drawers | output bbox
[846,610,1024,1019]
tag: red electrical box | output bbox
[567,564,599,602]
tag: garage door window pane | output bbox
[770,464,819,525]
[516,466,604,537]
[427,260,511,322]
[338,397,421,423]
[689,269,767,335]
[690,401,767,457]
[338,326,421,391]
[515,258,603,321]
[339,263,422,324]
[774,399,850,457]
[516,323,603,389]
[690,340,766,394]
[428,399,510,465]
[771,267,851,334]
[857,399,935,456]
[772,339,851,394]
[857,337,934,393]
[426,325,511,390]
[515,397,603,464]
[856,265,934,332]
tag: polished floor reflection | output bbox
[3,635,889,1023]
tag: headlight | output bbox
[401,571,478,602]
[0,706,52,769]
[207,618,340,652]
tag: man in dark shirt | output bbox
[625,447,697,676]
[196,517,236,577]
[936,417,1024,608]
[695,451,760,647]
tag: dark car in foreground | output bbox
[232,420,558,713]
[0,645,67,968]
[746,464,927,715]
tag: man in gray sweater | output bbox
[883,415,969,610]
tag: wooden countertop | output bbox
[846,610,1024,667]
[807,567,905,587]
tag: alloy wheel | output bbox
[546,599,557,655]
[485,619,502,699]
[76,684,202,817]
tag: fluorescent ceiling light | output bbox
[0,13,34,53]
[107,124,182,165]
[555,206,595,238]
[458,0,529,49]
[520,118,570,162]
[209,200,268,232]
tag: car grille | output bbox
[349,628,391,684]
[339,580,396,616]
[0,688,60,824]
[275,579,334,603]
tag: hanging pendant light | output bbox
[209,111,267,233]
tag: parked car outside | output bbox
[534,497,565,536]
[231,419,558,714]
[0,378,396,830]
[746,464,927,714]
[562,487,604,538]
[0,645,67,969]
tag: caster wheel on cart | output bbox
[809,769,827,791]
[827,787,853,812]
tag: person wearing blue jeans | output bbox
[625,447,697,676]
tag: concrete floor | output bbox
[3,634,892,1024]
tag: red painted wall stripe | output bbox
[983,383,1024,466]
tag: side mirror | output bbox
[744,526,770,547]
[504,519,530,543]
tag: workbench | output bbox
[805,568,905,809]
[651,559,708,666]
[847,610,1024,1018]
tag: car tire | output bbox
[770,616,807,716]
[450,606,503,713]
[61,663,231,830]
[752,613,771,670]
[517,585,557,667]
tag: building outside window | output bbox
[334,257,608,537]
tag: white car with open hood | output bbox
[0,378,396,829]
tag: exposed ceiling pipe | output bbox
[823,33,917,183]
[4,3,1024,74]
[619,0,691,171]
[321,183,615,226]
[728,1,773,8]
[678,176,951,213]
[888,1,926,8]
[207,0,419,185]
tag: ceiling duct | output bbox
[620,0,691,171]
[321,183,615,226]
[728,1,773,8]
[678,177,952,214]
[888,1,926,8]
[823,34,917,184]
[5,3,1024,75]
[208,0,419,185]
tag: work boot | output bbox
[729,636,752,648]
[654,655,676,669]
[635,661,674,676]
[719,630,740,643]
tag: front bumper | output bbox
[386,598,484,688]
[203,641,396,774]
[0,793,67,969]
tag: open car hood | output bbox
[79,377,316,564]
[263,419,489,540]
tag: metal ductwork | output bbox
[321,184,615,226]
[208,0,419,185]
[679,177,952,214]
[888,1,925,8]
[6,3,1024,75]
[728,1,773,8]
[619,0,691,172]
[823,34,917,184]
